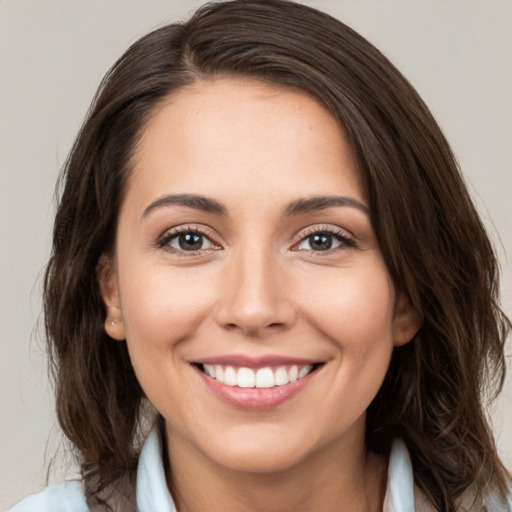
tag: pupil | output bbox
[179,233,202,250]
[310,234,332,250]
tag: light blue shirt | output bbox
[9,427,512,511]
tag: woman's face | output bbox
[101,78,419,474]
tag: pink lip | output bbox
[192,363,321,410]
[194,354,319,369]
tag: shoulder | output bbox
[7,425,164,512]
[484,485,512,512]
[8,480,89,512]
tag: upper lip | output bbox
[192,354,322,368]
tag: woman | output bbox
[9,0,511,510]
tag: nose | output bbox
[214,244,297,337]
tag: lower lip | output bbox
[194,365,319,410]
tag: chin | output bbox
[212,445,306,474]
[195,424,321,474]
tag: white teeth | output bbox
[255,367,274,388]
[223,366,237,386]
[203,364,215,378]
[214,365,224,381]
[274,366,289,385]
[298,365,313,379]
[237,367,255,388]
[201,363,316,388]
[288,365,298,382]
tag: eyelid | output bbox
[290,224,356,252]
[155,223,356,256]
[157,224,223,253]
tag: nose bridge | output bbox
[216,236,294,335]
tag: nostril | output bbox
[232,322,287,336]
[214,297,297,335]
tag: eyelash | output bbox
[157,224,356,256]
[294,225,357,253]
[157,226,219,256]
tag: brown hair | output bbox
[44,0,510,509]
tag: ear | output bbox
[392,293,422,347]
[97,254,126,340]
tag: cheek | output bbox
[118,263,217,352]
[298,265,396,427]
[116,263,219,416]
[297,263,396,348]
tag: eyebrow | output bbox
[142,193,369,219]
[142,193,228,218]
[282,196,370,217]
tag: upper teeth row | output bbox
[202,364,314,388]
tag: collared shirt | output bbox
[9,427,512,511]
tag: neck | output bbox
[165,422,388,512]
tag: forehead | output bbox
[127,77,365,212]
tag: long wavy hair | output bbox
[44,0,510,509]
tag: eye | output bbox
[159,228,218,252]
[294,227,355,252]
[296,233,342,251]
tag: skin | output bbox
[100,78,421,512]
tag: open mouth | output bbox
[194,362,323,389]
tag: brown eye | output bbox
[164,231,216,252]
[296,232,344,251]
[177,233,204,250]
[308,234,334,251]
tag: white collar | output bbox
[383,438,417,512]
[135,426,176,512]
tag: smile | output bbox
[198,363,315,389]
[193,357,323,410]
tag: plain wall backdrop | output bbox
[1,0,511,509]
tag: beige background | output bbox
[1,0,511,509]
